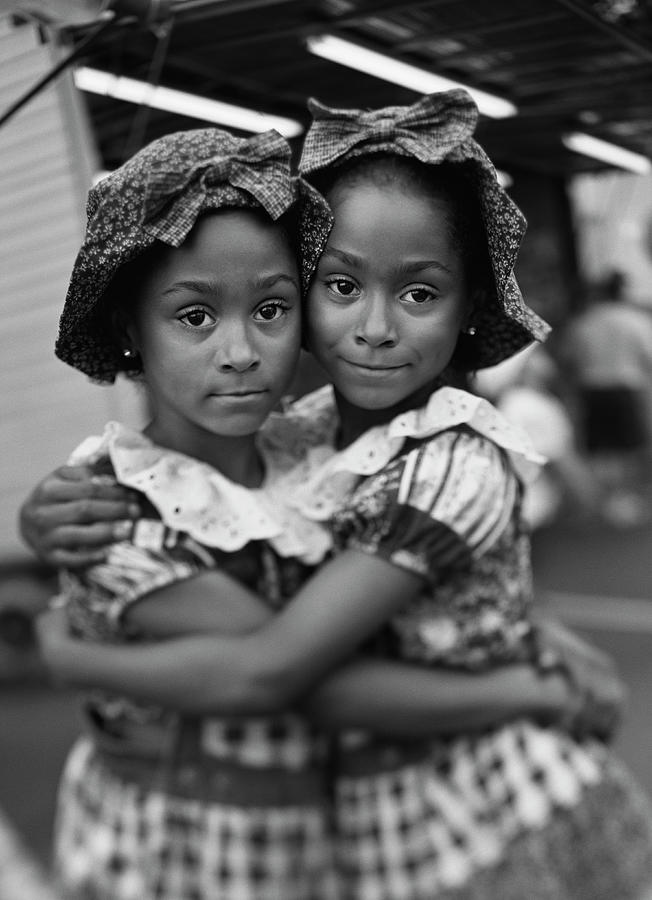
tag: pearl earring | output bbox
[465,325,477,336]
[122,348,136,358]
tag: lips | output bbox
[210,389,267,398]
[342,359,406,373]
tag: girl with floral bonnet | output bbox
[32,92,652,899]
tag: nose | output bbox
[354,293,397,348]
[217,319,260,373]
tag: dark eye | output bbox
[327,277,358,298]
[402,287,436,304]
[179,308,214,328]
[254,301,288,322]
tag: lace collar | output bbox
[285,384,545,522]
[67,422,331,563]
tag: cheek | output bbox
[305,296,346,352]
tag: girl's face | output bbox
[126,210,301,458]
[305,180,472,413]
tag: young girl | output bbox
[33,92,652,899]
[38,125,351,900]
[34,121,594,900]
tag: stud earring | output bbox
[465,325,477,336]
[122,348,136,358]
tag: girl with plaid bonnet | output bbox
[31,94,652,899]
[32,122,589,900]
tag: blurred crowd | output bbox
[475,268,652,531]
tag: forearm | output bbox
[125,569,274,638]
[44,631,293,713]
[39,550,422,713]
[304,658,569,736]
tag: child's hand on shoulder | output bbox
[19,464,140,568]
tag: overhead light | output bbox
[72,67,304,138]
[562,131,651,175]
[305,34,517,120]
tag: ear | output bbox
[463,286,486,333]
[112,308,138,355]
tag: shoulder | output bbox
[395,387,544,484]
[393,426,517,508]
[66,422,122,473]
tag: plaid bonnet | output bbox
[299,89,550,369]
[56,127,332,383]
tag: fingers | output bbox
[19,464,141,565]
[566,665,627,741]
[33,465,138,505]
[23,521,134,569]
[27,498,139,529]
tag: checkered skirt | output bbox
[54,738,341,900]
[333,720,652,900]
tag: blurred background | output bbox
[1,0,652,876]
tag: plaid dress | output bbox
[288,385,652,900]
[53,423,340,900]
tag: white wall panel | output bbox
[0,20,144,558]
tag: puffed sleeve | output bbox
[333,428,520,582]
[62,517,216,641]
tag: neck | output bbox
[334,379,445,449]
[143,424,265,488]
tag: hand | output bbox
[535,619,625,741]
[19,465,141,568]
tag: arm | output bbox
[36,597,623,740]
[303,657,574,736]
[35,549,625,743]
[97,572,583,734]
[124,568,273,638]
[19,465,140,568]
[37,550,426,712]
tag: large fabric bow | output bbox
[141,130,294,245]
[299,89,479,175]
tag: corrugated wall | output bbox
[0,18,144,557]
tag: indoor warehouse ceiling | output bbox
[10,0,652,180]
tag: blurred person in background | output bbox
[558,269,652,527]
[474,344,600,530]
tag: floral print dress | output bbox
[286,384,652,900]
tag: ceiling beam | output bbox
[398,10,568,51]
[553,0,652,62]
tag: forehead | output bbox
[178,209,293,258]
[150,211,296,277]
[128,210,298,308]
[325,181,459,259]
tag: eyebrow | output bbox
[162,279,215,297]
[251,272,300,292]
[394,259,454,278]
[322,246,453,277]
[162,272,299,297]
[321,247,364,269]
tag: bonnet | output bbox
[299,89,550,369]
[56,127,332,383]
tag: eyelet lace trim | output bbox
[283,385,545,522]
[68,422,332,563]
